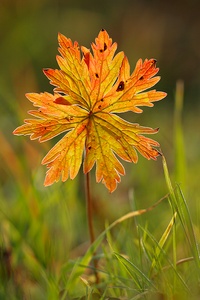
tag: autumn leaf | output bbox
[13,29,166,192]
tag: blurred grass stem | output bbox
[174,80,186,189]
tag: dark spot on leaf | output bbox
[152,59,157,67]
[116,81,125,91]
[70,116,74,121]
[88,146,92,150]
[100,43,107,53]
[100,99,104,102]
[139,76,144,80]
[98,105,102,109]
[101,28,105,31]
[54,97,70,105]
[95,73,99,78]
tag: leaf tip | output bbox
[13,128,18,135]
[152,58,157,65]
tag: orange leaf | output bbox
[13,29,166,192]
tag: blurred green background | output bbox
[1,0,200,230]
[1,0,200,197]
[0,0,200,297]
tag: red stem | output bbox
[85,172,99,284]
[85,172,95,244]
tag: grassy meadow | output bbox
[1,1,200,299]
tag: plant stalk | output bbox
[85,172,99,284]
[85,172,95,245]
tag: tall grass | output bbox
[0,83,199,299]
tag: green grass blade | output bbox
[140,226,191,294]
[162,155,200,270]
[62,198,166,297]
[175,185,200,268]
[113,252,157,291]
[151,212,177,270]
